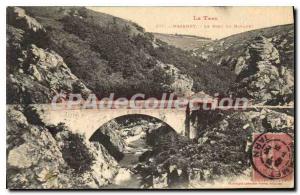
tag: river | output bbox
[105,130,152,189]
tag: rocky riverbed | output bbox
[92,117,164,189]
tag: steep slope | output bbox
[7,7,293,103]
[131,24,295,188]
[7,7,91,104]
[9,6,234,99]
[6,7,126,189]
[193,24,294,71]
[192,24,294,105]
[7,106,120,189]
[230,35,294,105]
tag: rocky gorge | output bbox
[6,6,294,189]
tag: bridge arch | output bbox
[89,114,179,161]
[89,113,177,138]
[41,106,188,140]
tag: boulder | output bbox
[8,143,38,168]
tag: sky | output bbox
[88,7,293,39]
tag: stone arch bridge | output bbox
[37,101,195,140]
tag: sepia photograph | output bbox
[5,5,295,190]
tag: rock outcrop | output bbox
[7,106,120,189]
[231,35,293,105]
[7,43,92,104]
[157,61,194,97]
[7,7,45,33]
[7,7,91,104]
[90,120,126,161]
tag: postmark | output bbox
[251,133,293,180]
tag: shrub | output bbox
[61,133,95,174]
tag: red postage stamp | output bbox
[252,133,294,181]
